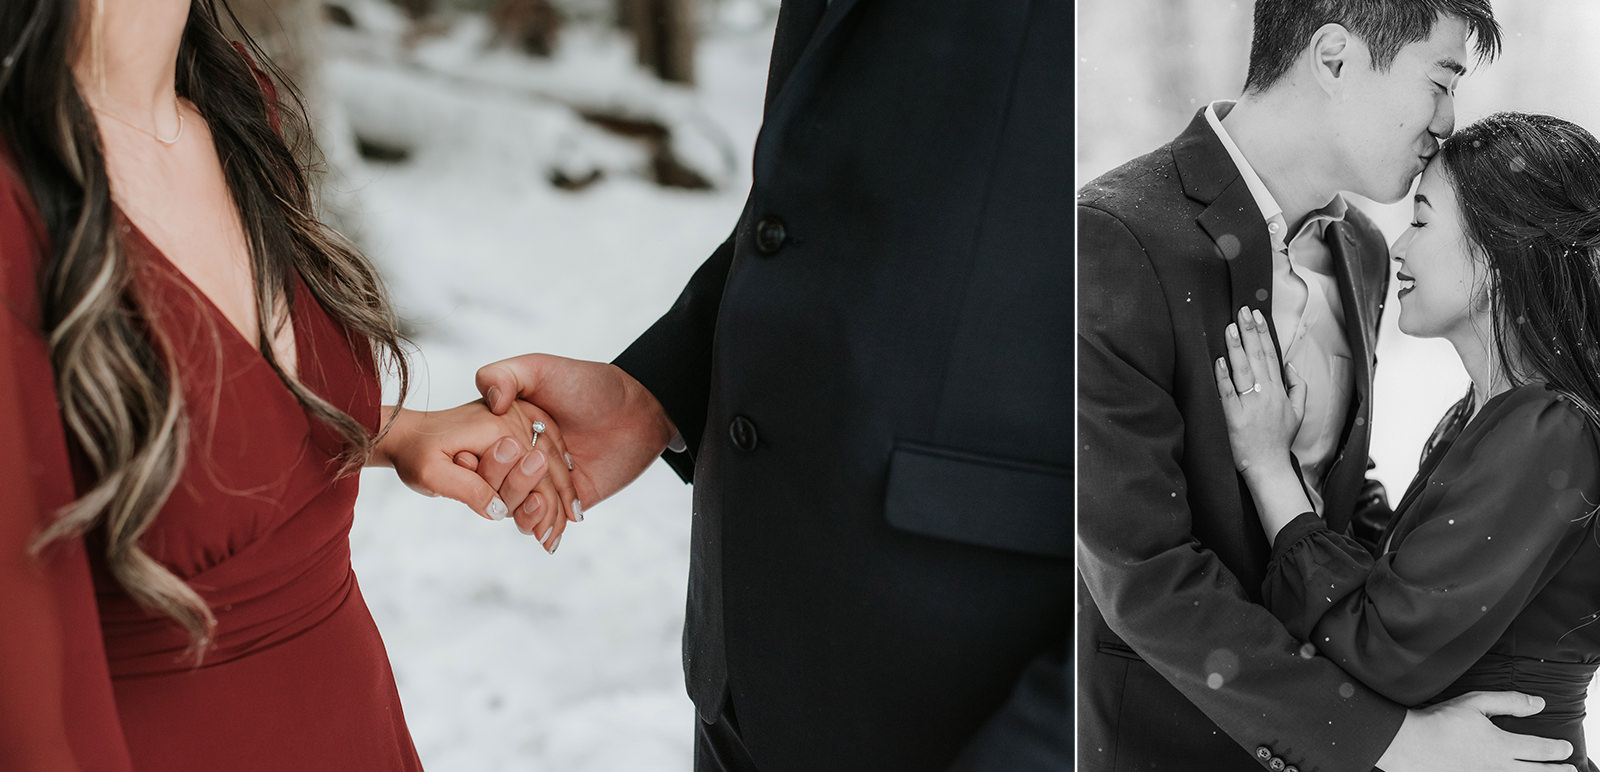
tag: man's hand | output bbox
[473,353,676,513]
[1376,692,1576,772]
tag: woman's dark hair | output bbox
[1244,0,1501,94]
[1438,111,1600,427]
[0,0,409,658]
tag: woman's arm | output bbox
[0,169,132,770]
[1217,313,1600,706]
[0,320,86,771]
[1263,388,1598,705]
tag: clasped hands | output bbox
[377,353,676,554]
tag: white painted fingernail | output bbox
[1253,309,1266,327]
[487,498,508,521]
[540,526,556,548]
[551,535,562,554]
[565,452,574,470]
[521,451,545,475]
[573,500,584,522]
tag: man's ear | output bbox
[1310,23,1354,93]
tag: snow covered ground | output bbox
[332,8,776,770]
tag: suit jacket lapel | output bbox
[763,0,866,122]
[1200,187,1277,343]
[802,0,867,62]
[1177,108,1375,532]
[1328,221,1374,418]
[1173,109,1295,541]
[762,0,830,118]
[1174,110,1280,355]
[1316,219,1379,533]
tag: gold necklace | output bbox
[92,102,184,145]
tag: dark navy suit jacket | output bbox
[614,1,1072,769]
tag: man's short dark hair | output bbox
[1243,0,1502,94]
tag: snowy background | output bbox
[1078,0,1600,749]
[323,2,779,769]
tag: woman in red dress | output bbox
[0,1,580,769]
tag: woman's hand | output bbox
[370,401,543,523]
[1213,306,1304,477]
[1213,306,1314,543]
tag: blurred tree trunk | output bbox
[222,0,367,242]
[626,0,697,85]
[394,0,438,19]
[489,0,563,57]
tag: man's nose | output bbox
[1430,102,1456,146]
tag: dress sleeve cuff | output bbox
[1270,511,1327,563]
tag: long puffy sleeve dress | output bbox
[1,139,423,769]
[1264,383,1600,769]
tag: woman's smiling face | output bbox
[1391,159,1493,343]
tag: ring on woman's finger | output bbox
[1241,383,1263,395]
[531,420,547,449]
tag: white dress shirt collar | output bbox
[1204,100,1348,232]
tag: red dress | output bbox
[1,149,423,770]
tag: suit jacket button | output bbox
[1255,746,1272,761]
[1285,766,1299,772]
[1269,758,1287,772]
[755,216,787,255]
[729,416,760,451]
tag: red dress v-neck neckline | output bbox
[116,209,305,385]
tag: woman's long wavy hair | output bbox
[0,0,409,658]
[1439,112,1600,428]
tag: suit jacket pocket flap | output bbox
[884,441,1071,559]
